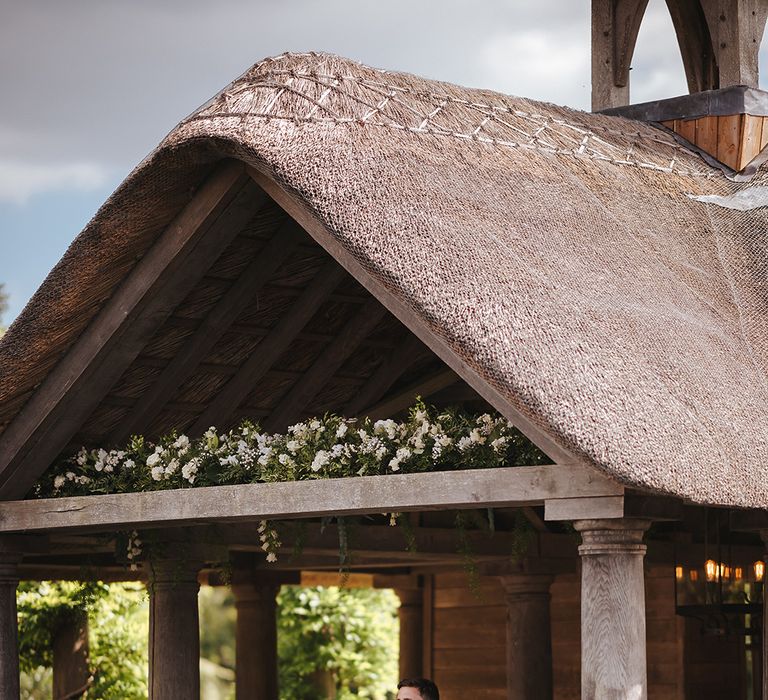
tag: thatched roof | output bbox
[1,51,765,506]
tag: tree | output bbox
[277,586,399,700]
[0,282,8,335]
[17,581,148,699]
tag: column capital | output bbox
[498,573,554,601]
[394,588,422,607]
[575,518,650,556]
[146,558,201,592]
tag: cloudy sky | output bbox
[0,0,758,323]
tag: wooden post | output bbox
[575,519,650,700]
[148,560,201,700]
[0,554,20,700]
[760,529,768,700]
[232,582,279,700]
[52,609,90,699]
[395,587,423,680]
[499,574,554,700]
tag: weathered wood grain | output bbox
[544,495,625,521]
[112,220,304,442]
[190,262,346,434]
[0,465,623,534]
[0,556,19,700]
[363,368,459,420]
[233,582,279,700]
[576,519,650,700]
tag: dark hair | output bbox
[398,678,439,700]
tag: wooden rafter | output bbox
[0,162,264,500]
[264,298,387,431]
[0,465,623,534]
[363,368,459,420]
[343,333,428,416]
[247,166,574,464]
[189,262,347,435]
[111,221,305,442]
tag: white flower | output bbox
[330,444,345,458]
[261,541,270,551]
[457,436,472,452]
[181,461,198,483]
[103,464,114,473]
[94,461,104,472]
[146,453,161,468]
[66,471,75,481]
[258,521,267,534]
[491,437,508,453]
[311,450,330,472]
[286,440,301,454]
[165,459,179,476]
[53,475,66,490]
[469,429,485,444]
[173,435,190,450]
[309,419,322,430]
[336,422,348,438]
[123,459,135,470]
[76,449,88,466]
[278,453,294,466]
[373,419,397,439]
[266,552,277,563]
[414,409,428,423]
[151,466,164,481]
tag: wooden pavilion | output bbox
[4,2,768,699]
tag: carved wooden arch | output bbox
[592,0,768,110]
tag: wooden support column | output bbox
[52,609,90,699]
[760,529,768,700]
[0,553,20,700]
[148,560,201,700]
[232,581,279,700]
[575,519,650,700]
[499,574,554,700]
[395,587,424,680]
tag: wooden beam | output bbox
[0,465,623,534]
[264,298,387,431]
[247,166,575,464]
[0,162,263,499]
[190,262,347,435]
[111,221,304,442]
[363,368,459,420]
[343,334,428,416]
[544,495,625,521]
[665,0,718,92]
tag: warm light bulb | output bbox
[675,566,684,581]
[735,567,743,581]
[690,570,699,582]
[705,559,718,582]
[754,560,765,582]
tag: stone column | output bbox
[148,560,201,700]
[395,588,423,680]
[0,554,20,700]
[499,574,554,700]
[575,519,650,700]
[52,609,90,699]
[232,582,278,700]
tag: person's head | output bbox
[396,678,439,700]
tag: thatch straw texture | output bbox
[2,52,767,506]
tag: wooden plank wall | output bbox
[430,564,685,700]
[431,572,506,700]
[661,114,768,172]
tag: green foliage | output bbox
[17,582,148,699]
[0,281,7,336]
[277,586,399,700]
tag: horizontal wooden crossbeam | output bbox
[0,465,622,535]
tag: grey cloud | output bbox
[0,0,750,177]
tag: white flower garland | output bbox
[35,402,546,567]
